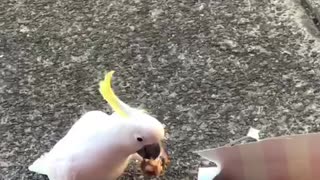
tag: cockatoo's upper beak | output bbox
[136,143,161,160]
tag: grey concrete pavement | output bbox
[1,0,320,179]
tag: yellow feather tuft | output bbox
[99,71,129,118]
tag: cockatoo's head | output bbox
[123,111,165,159]
[99,71,166,159]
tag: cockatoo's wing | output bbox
[28,152,51,175]
[29,152,73,180]
[28,111,116,178]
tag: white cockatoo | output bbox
[28,70,166,180]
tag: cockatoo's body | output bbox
[29,71,166,180]
[30,111,134,180]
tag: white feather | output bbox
[28,111,133,180]
[28,153,50,174]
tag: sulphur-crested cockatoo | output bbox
[28,70,166,180]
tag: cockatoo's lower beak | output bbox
[136,143,161,160]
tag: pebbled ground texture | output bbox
[1,0,320,179]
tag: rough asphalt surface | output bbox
[2,0,320,179]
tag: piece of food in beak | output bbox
[136,143,161,160]
[140,143,170,176]
[140,158,164,176]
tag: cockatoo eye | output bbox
[137,137,143,142]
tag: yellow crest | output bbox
[99,71,129,118]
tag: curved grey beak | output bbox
[136,143,161,160]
